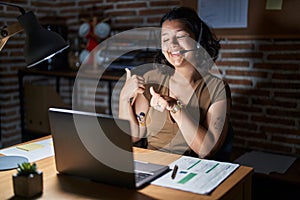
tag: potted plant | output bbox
[12,162,43,198]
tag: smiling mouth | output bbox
[171,51,181,55]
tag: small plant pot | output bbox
[13,171,43,198]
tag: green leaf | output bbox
[16,162,38,176]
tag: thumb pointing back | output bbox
[150,87,156,96]
[125,68,131,80]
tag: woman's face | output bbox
[161,19,196,68]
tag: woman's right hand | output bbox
[120,68,145,104]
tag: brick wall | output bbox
[1,0,299,157]
[217,39,300,156]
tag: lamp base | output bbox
[0,156,28,171]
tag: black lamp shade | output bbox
[17,11,69,68]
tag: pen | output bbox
[171,165,178,179]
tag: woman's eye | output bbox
[162,38,169,43]
[177,34,188,39]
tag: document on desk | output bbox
[0,138,54,162]
[151,156,239,195]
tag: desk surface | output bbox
[0,137,253,200]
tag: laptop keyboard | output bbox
[135,172,152,183]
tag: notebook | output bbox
[48,107,169,188]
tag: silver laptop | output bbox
[48,107,169,188]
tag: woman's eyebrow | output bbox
[162,29,185,35]
[162,29,188,34]
[176,29,189,34]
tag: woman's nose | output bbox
[169,37,179,48]
[170,36,179,45]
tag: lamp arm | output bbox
[0,1,25,51]
[0,23,23,51]
[0,2,25,14]
[0,22,23,38]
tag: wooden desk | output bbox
[0,137,253,200]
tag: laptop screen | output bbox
[49,107,137,188]
[48,107,169,188]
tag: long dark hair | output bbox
[154,7,220,74]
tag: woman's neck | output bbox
[172,67,202,86]
[169,67,201,105]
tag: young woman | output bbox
[119,7,232,161]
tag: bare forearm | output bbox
[171,101,229,158]
[119,92,149,142]
[118,96,140,141]
[171,110,213,157]
[119,68,147,142]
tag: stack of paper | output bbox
[151,156,239,195]
[0,138,54,162]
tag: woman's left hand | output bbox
[150,87,178,112]
[149,87,169,112]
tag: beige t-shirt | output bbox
[143,69,231,156]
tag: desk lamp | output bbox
[0,2,69,170]
[0,2,69,67]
